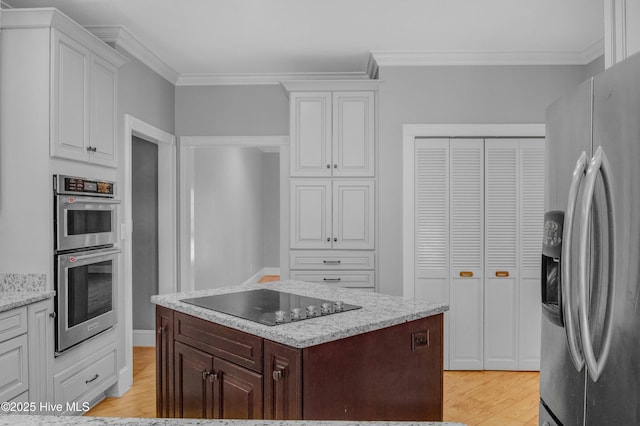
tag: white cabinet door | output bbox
[0,334,29,403]
[484,139,519,370]
[290,92,332,177]
[332,92,375,177]
[518,139,545,370]
[413,139,450,305]
[89,55,118,167]
[449,139,484,370]
[51,29,89,162]
[290,180,332,249]
[332,180,374,249]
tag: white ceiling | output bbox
[3,0,604,83]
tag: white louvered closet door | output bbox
[449,139,484,370]
[518,139,545,370]
[414,138,450,306]
[484,139,519,370]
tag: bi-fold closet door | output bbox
[414,137,544,371]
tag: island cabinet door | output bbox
[156,306,174,418]
[174,341,215,419]
[263,340,302,420]
[212,357,263,419]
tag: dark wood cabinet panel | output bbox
[264,340,302,420]
[302,313,444,421]
[174,341,215,419]
[213,357,263,419]
[156,306,174,418]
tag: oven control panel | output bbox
[54,175,115,197]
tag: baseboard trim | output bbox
[133,329,156,347]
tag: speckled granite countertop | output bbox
[0,273,54,313]
[151,280,448,348]
[0,416,465,426]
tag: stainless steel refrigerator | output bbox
[540,52,640,425]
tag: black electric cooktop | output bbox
[181,289,361,326]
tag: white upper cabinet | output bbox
[332,92,375,177]
[290,91,375,177]
[49,26,125,168]
[89,56,119,167]
[51,30,89,162]
[290,180,374,250]
[290,92,332,177]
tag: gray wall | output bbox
[377,64,591,296]
[175,85,288,136]
[262,153,280,267]
[585,55,605,79]
[116,47,175,134]
[192,147,266,289]
[132,136,158,331]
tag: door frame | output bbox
[178,135,289,292]
[119,114,177,394]
[401,124,545,298]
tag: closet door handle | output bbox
[495,271,509,278]
[459,271,474,278]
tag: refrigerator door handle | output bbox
[562,151,588,371]
[577,146,616,382]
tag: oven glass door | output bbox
[56,195,120,251]
[56,248,120,353]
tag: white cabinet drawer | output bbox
[290,270,375,289]
[290,251,374,270]
[0,307,27,343]
[0,334,29,402]
[54,345,116,409]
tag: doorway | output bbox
[178,136,289,292]
[117,114,176,396]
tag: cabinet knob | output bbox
[333,237,338,242]
[202,370,209,380]
[49,312,57,319]
[495,271,510,278]
[334,164,337,168]
[326,164,330,169]
[208,372,219,382]
[326,237,330,242]
[272,370,283,381]
[86,146,93,152]
[157,326,166,334]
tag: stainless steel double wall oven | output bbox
[53,175,120,354]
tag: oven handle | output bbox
[69,248,122,262]
[61,196,121,205]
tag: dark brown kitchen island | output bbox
[152,280,447,421]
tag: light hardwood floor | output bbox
[87,347,540,424]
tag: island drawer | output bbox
[289,271,375,290]
[289,251,374,270]
[174,312,263,373]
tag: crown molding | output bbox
[280,79,382,92]
[371,41,605,67]
[2,8,127,67]
[87,25,179,85]
[176,72,372,86]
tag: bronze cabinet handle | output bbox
[495,271,510,278]
[459,271,474,278]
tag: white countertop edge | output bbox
[0,290,56,314]
[151,281,448,349]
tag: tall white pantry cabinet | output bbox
[283,82,378,292]
[415,137,544,371]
